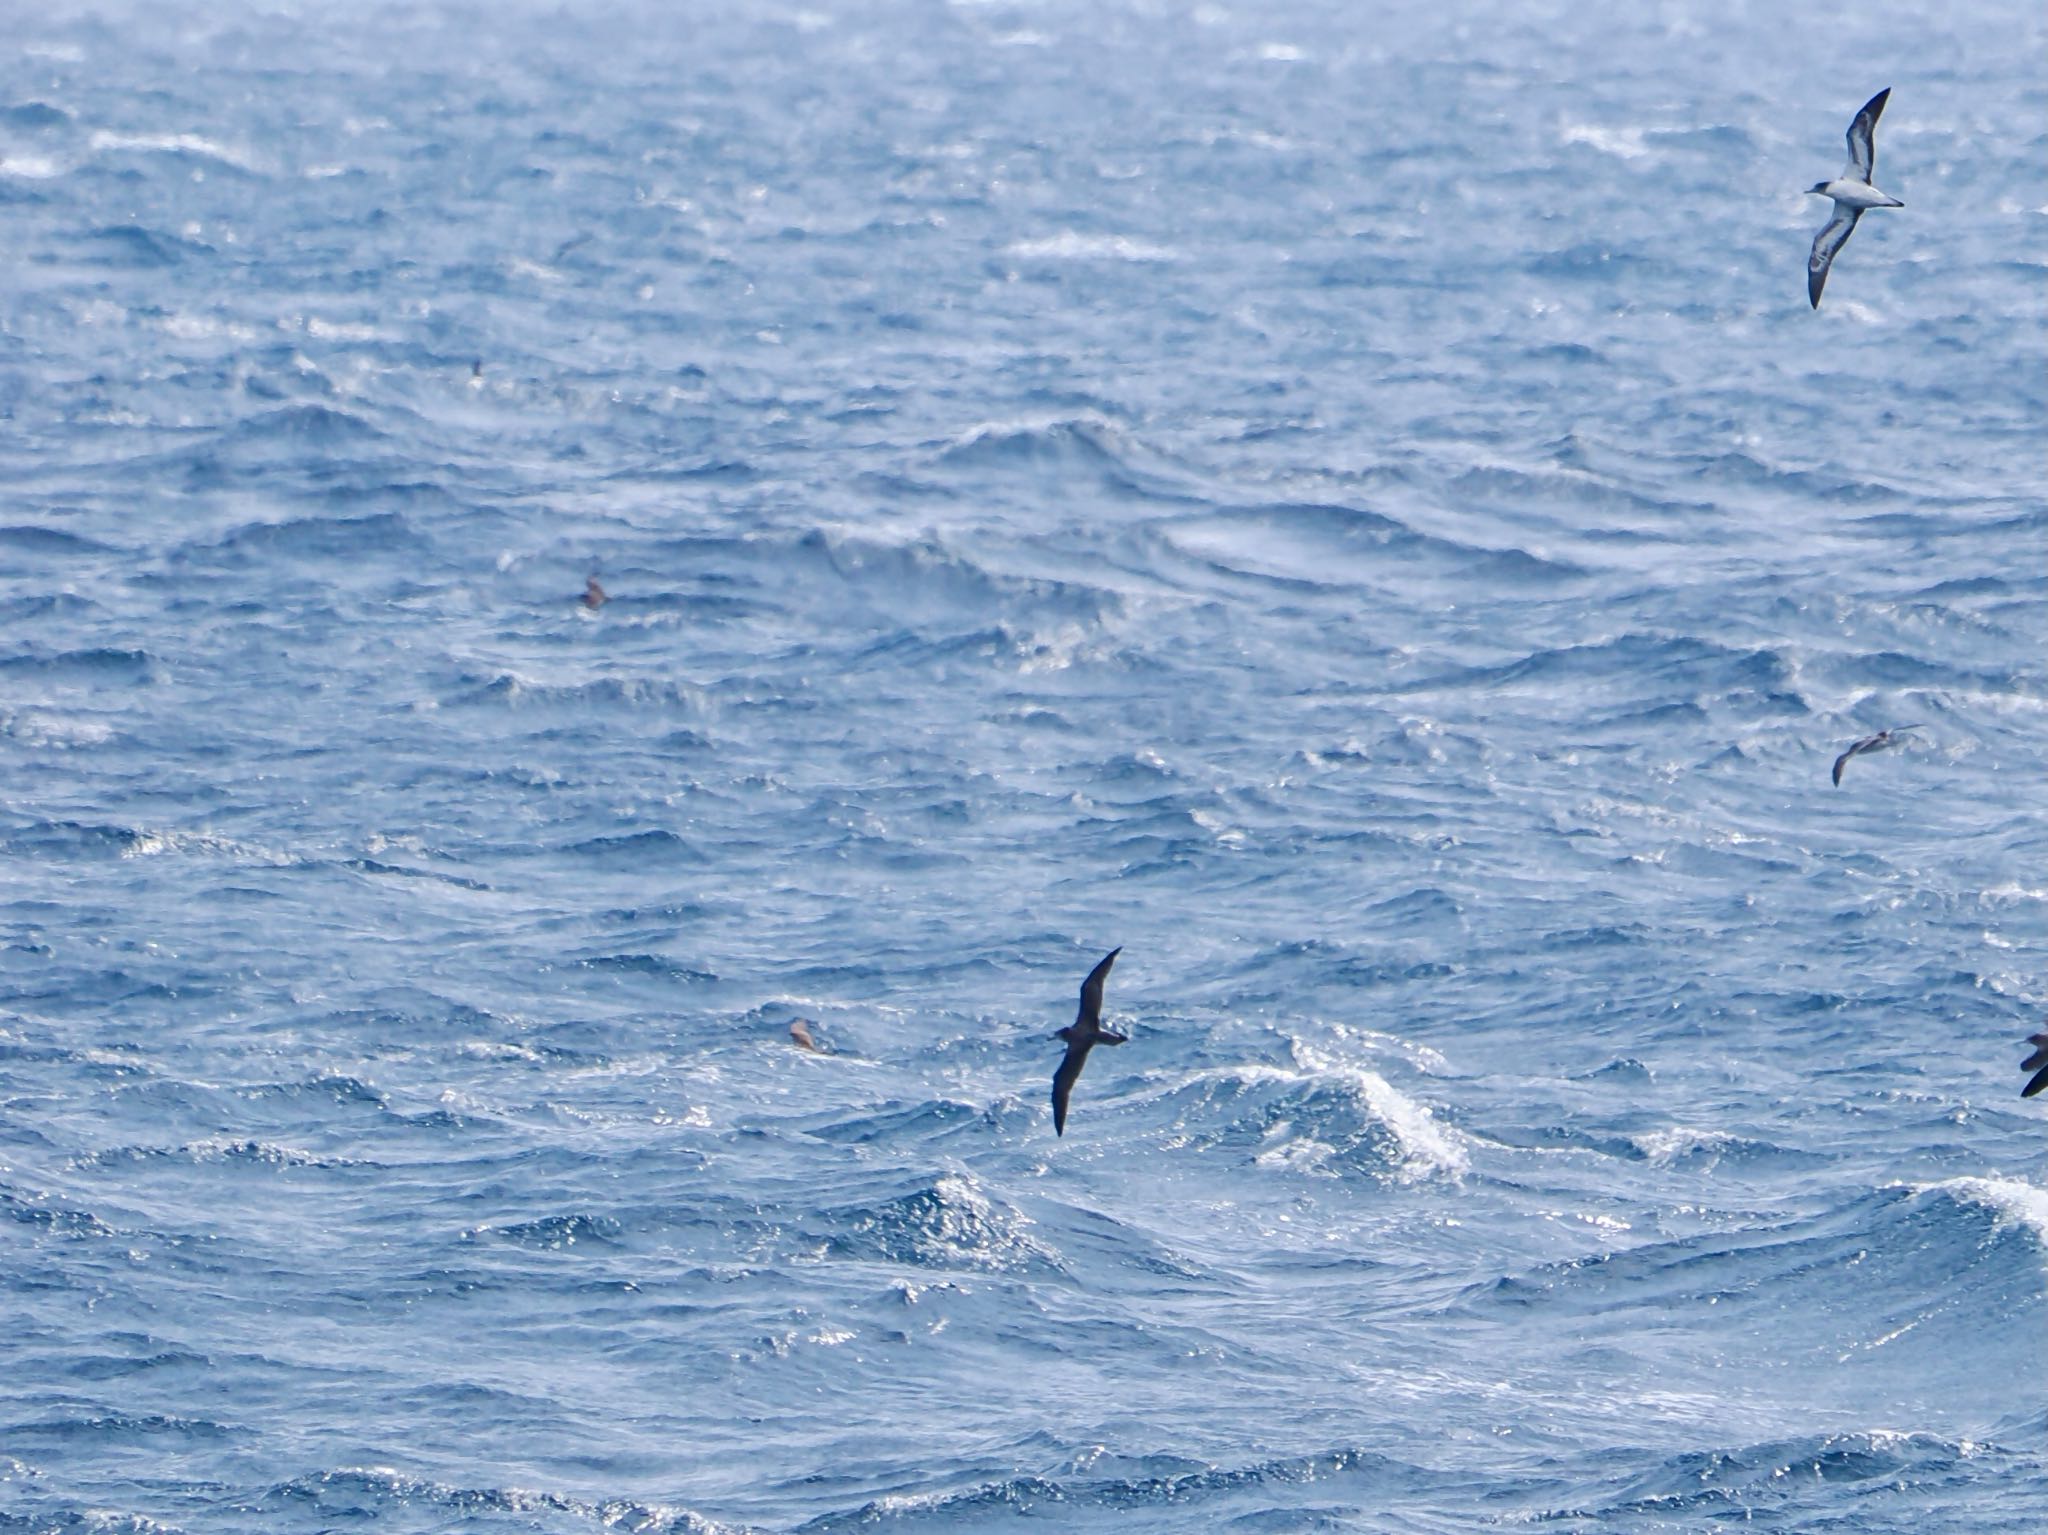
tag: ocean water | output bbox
[2,0,2045,1530]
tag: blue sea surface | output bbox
[2,1,2046,1530]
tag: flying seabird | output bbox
[789,1018,823,1053]
[2021,1030,2048,1099]
[1831,726,1918,786]
[581,575,608,610]
[1806,88,1902,308]
[1051,948,1125,1136]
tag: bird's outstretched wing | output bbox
[1845,87,1889,183]
[1809,206,1861,308]
[1052,1041,1089,1135]
[2022,1032,2048,1099]
[1077,947,1120,1029]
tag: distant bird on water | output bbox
[1051,948,1125,1136]
[1831,726,1918,786]
[789,1019,823,1053]
[581,575,607,610]
[1806,88,1902,308]
[2021,1029,2048,1099]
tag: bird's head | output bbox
[1805,181,1831,196]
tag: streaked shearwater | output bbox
[1831,726,1918,786]
[1051,948,1125,1136]
[1806,88,1902,308]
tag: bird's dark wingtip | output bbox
[2024,1068,2048,1100]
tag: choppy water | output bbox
[3,1,2046,1531]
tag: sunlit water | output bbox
[2,2,2045,1530]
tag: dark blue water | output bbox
[3,2,2045,1530]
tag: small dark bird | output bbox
[1831,726,1918,786]
[581,576,607,610]
[1051,948,1125,1136]
[789,1019,822,1053]
[2021,1030,2048,1099]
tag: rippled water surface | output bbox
[3,1,2046,1530]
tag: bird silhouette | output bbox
[1051,948,1125,1136]
[1831,726,1918,786]
[2020,1030,2048,1099]
[581,575,607,610]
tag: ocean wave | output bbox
[1529,1427,2022,1526]
[5,1411,248,1444]
[74,223,213,267]
[823,1172,1060,1275]
[0,647,159,683]
[0,524,115,554]
[261,1467,740,1533]
[1150,499,1589,597]
[1004,231,1180,262]
[88,130,264,174]
[1,1184,115,1238]
[925,416,1207,503]
[1457,1179,2047,1339]
[446,671,713,715]
[1128,1049,1468,1182]
[812,1446,1442,1531]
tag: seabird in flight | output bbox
[2020,1030,2048,1099]
[1051,948,1125,1136]
[1807,88,1902,308]
[581,575,608,610]
[1831,726,1918,786]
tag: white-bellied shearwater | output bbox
[1806,88,1902,308]
[2021,1031,2048,1099]
[1051,948,1125,1136]
[1831,726,1918,786]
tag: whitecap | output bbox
[1560,123,1649,161]
[1005,231,1179,262]
[0,152,66,179]
[1913,1176,2048,1247]
[89,130,263,173]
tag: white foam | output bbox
[1006,231,1179,262]
[1629,1126,1736,1164]
[89,130,263,173]
[1176,1046,1469,1180]
[0,152,66,179]
[4,710,115,748]
[1561,123,1649,161]
[1914,1176,2048,1246]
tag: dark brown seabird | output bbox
[2020,1030,2048,1099]
[581,575,607,610]
[1831,726,1917,786]
[1051,948,1125,1136]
